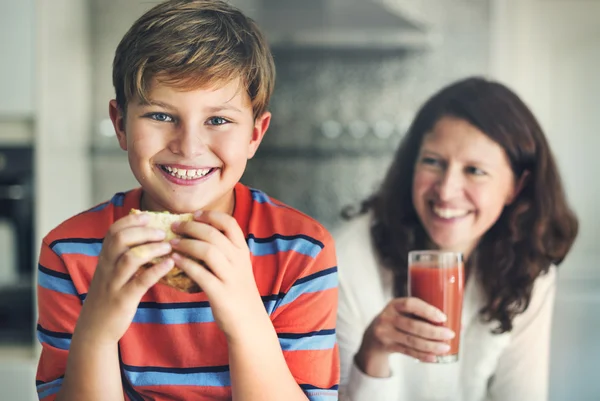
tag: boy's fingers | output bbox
[173,220,233,254]
[172,253,220,289]
[115,226,167,248]
[193,211,246,249]
[102,223,166,265]
[113,242,172,288]
[126,257,175,298]
[107,211,151,236]
[171,240,228,279]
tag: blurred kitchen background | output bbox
[0,0,598,399]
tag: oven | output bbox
[0,146,35,346]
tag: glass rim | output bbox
[408,250,463,262]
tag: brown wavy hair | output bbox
[345,77,578,333]
[112,0,275,119]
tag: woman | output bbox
[335,77,578,401]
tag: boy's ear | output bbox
[109,99,128,151]
[247,111,271,159]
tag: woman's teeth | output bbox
[162,165,212,180]
[432,206,469,219]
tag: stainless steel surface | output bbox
[0,220,17,286]
[0,146,35,346]
[247,0,432,50]
[0,185,25,200]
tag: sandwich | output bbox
[130,209,202,293]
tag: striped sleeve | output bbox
[270,231,340,400]
[35,238,82,400]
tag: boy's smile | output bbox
[109,77,271,214]
[159,164,217,184]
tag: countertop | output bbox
[0,343,38,401]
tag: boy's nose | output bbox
[169,127,208,157]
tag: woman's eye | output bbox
[148,113,173,122]
[421,157,441,166]
[467,166,487,176]
[206,117,230,126]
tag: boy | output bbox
[35,1,339,400]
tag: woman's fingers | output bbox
[367,298,455,361]
[391,297,448,324]
[374,321,451,355]
[388,327,451,355]
[393,313,455,341]
[387,343,438,363]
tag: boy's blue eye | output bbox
[206,117,230,126]
[148,113,173,122]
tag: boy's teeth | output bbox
[433,206,469,219]
[163,166,211,179]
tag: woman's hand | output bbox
[74,212,175,345]
[355,297,456,376]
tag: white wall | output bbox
[491,1,600,399]
[0,1,93,400]
[3,0,596,399]
[0,0,35,118]
[490,0,600,280]
[35,0,93,243]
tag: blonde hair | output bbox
[112,0,275,118]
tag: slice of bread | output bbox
[130,209,201,293]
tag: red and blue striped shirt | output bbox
[36,182,339,400]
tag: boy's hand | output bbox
[170,211,265,338]
[75,212,175,345]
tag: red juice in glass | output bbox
[408,250,464,363]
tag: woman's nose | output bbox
[436,167,464,201]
